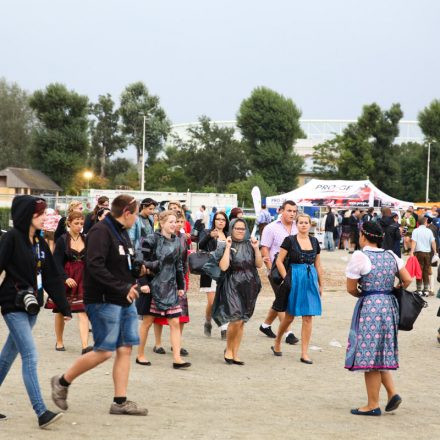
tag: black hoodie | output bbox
[0,195,71,316]
[379,216,401,251]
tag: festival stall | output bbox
[266,180,413,245]
[266,179,412,210]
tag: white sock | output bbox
[284,331,293,337]
[261,323,271,329]
[220,323,228,331]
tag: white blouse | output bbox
[345,246,404,280]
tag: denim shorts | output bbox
[86,302,139,352]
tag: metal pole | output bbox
[426,142,431,203]
[141,116,146,192]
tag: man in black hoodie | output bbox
[51,195,148,417]
[0,195,71,428]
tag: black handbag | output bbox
[388,251,428,331]
[188,251,210,275]
[269,236,294,286]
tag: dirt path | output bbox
[1,250,439,439]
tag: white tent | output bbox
[266,179,412,210]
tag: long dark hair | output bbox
[91,196,110,220]
[211,211,229,234]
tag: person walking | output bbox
[410,215,437,296]
[345,221,411,416]
[149,211,191,357]
[52,211,91,354]
[51,195,148,416]
[135,210,191,369]
[258,201,299,344]
[199,211,229,339]
[0,196,71,428]
[322,206,337,251]
[213,219,262,365]
[271,214,323,363]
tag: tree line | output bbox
[1,76,439,203]
[312,101,440,202]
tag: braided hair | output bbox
[360,221,384,247]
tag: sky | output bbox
[1,0,439,125]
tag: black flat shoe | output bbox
[173,362,191,369]
[136,358,152,366]
[385,394,402,412]
[153,346,166,354]
[300,357,313,364]
[224,349,234,364]
[350,408,381,416]
[0,413,6,420]
[232,360,245,365]
[81,346,93,355]
[271,346,282,356]
[170,347,189,357]
[55,344,65,352]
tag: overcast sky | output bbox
[1,0,439,124]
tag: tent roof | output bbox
[266,179,412,209]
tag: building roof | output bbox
[0,167,62,192]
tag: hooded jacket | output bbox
[379,216,401,252]
[0,195,71,316]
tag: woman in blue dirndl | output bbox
[271,214,323,364]
[345,221,411,416]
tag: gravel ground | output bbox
[0,249,439,439]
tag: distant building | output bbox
[0,167,62,200]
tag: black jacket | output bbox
[83,215,135,306]
[83,212,97,234]
[379,216,401,251]
[0,196,71,316]
[199,228,221,288]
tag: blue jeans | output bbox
[324,231,335,251]
[0,312,47,417]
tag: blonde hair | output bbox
[168,200,181,209]
[296,213,311,224]
[67,211,84,226]
[159,210,177,224]
[68,200,82,215]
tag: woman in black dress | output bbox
[198,211,229,339]
[213,218,263,365]
[52,211,91,354]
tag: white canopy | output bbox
[266,179,412,210]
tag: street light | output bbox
[83,170,93,191]
[141,115,146,192]
[426,141,431,203]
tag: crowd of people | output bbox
[0,194,437,427]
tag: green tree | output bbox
[119,82,171,171]
[227,174,276,207]
[313,103,403,197]
[396,142,426,201]
[90,94,127,177]
[418,99,440,141]
[0,78,35,169]
[105,158,139,189]
[236,87,305,192]
[29,83,89,191]
[171,116,249,191]
[418,100,440,201]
